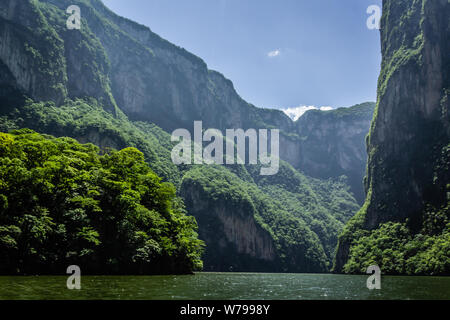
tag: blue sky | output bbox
[103,0,382,113]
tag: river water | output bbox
[0,273,449,300]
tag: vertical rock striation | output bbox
[335,0,449,274]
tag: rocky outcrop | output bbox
[334,0,449,273]
[181,178,278,272]
[0,0,116,111]
[0,0,67,105]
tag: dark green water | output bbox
[0,273,449,300]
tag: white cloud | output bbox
[267,49,281,58]
[282,106,333,121]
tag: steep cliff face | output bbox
[0,0,372,199]
[0,0,370,272]
[296,103,375,203]
[363,0,449,227]
[334,0,450,275]
[181,180,277,271]
[78,0,373,197]
[179,165,353,272]
[0,0,116,111]
[0,0,66,105]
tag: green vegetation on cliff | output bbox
[182,166,329,272]
[181,162,359,272]
[1,0,374,199]
[334,0,450,275]
[295,102,375,204]
[0,99,360,273]
[0,0,368,274]
[0,99,181,184]
[0,129,203,275]
[343,219,450,275]
[337,143,450,275]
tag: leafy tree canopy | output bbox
[0,129,204,275]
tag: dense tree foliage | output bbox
[0,98,361,273]
[0,130,203,275]
[0,99,181,184]
[342,219,450,275]
[337,144,450,275]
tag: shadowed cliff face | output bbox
[0,0,67,105]
[334,0,449,274]
[364,0,449,227]
[0,0,117,112]
[295,103,375,203]
[181,182,278,272]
